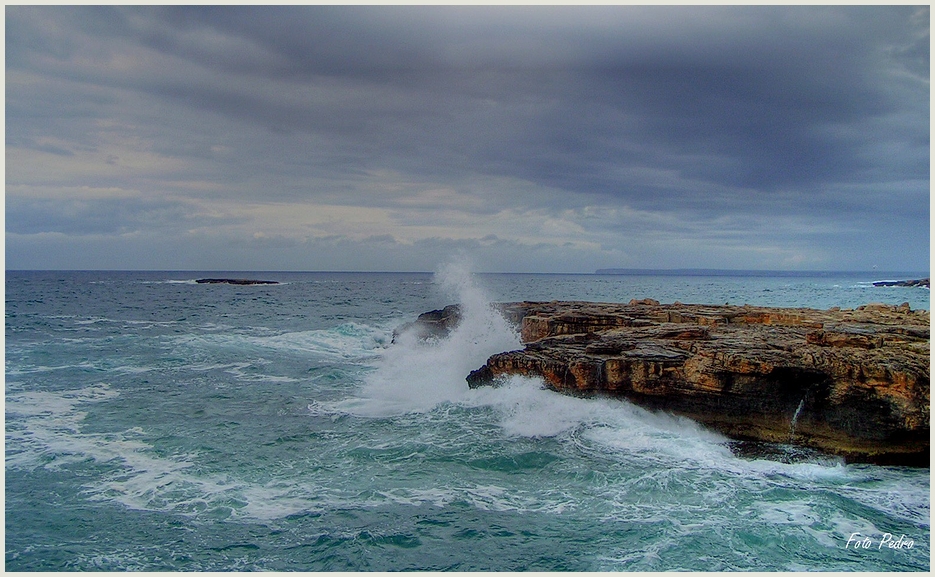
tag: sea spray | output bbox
[790,397,806,441]
[337,261,521,416]
[465,375,733,464]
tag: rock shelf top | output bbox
[406,299,930,466]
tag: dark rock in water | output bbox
[392,304,462,343]
[872,278,929,288]
[408,300,930,466]
[391,302,553,344]
[195,278,279,285]
[725,440,844,466]
[466,364,497,388]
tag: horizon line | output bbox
[5,268,930,276]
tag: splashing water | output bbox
[337,260,521,416]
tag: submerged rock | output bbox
[411,300,930,466]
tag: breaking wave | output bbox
[332,259,521,416]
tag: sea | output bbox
[5,266,931,571]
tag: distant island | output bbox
[195,278,279,285]
[872,278,929,288]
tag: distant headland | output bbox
[595,268,929,278]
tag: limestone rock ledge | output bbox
[412,300,930,466]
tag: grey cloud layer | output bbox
[5,6,929,271]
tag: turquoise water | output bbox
[5,268,930,570]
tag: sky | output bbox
[5,5,931,273]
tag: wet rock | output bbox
[392,304,462,342]
[439,300,930,466]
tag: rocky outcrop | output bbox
[195,278,279,285]
[410,299,930,466]
[392,304,462,342]
[872,278,929,288]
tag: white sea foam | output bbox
[464,373,871,519]
[5,363,92,376]
[5,384,334,521]
[6,384,204,512]
[366,483,572,515]
[832,472,931,527]
[74,317,110,325]
[96,464,333,522]
[6,384,128,471]
[465,375,737,472]
[261,324,389,358]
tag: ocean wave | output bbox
[331,262,520,417]
[465,376,738,473]
[831,471,931,528]
[41,315,181,329]
[170,323,391,361]
[5,362,98,377]
[6,384,124,471]
[5,384,330,522]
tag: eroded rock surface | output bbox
[412,299,930,466]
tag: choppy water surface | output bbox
[6,268,930,570]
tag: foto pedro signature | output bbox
[846,532,915,550]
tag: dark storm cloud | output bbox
[5,194,244,237]
[5,5,929,271]
[13,7,928,185]
[305,7,908,216]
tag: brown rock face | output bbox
[449,300,930,466]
